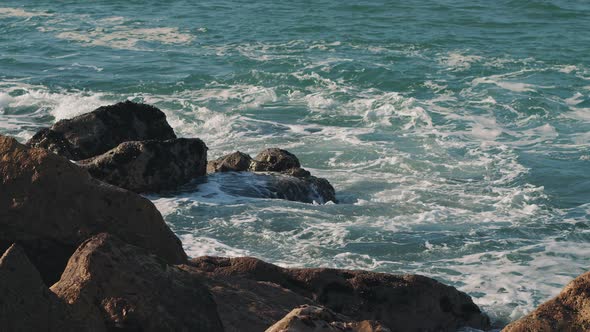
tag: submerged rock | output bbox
[503,271,590,331]
[0,135,186,284]
[189,256,490,332]
[0,244,102,331]
[27,101,176,160]
[51,233,223,332]
[79,138,208,193]
[266,305,390,332]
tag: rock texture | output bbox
[503,271,590,332]
[27,101,176,160]
[266,305,390,332]
[51,233,223,332]
[0,244,103,332]
[0,135,186,284]
[189,256,490,332]
[79,138,208,193]
[207,148,336,203]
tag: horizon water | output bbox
[1,1,589,328]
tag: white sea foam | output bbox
[439,52,483,71]
[0,7,52,18]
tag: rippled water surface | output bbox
[1,1,589,326]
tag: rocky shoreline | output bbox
[0,101,585,331]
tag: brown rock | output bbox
[0,135,187,284]
[207,151,254,173]
[51,233,223,332]
[0,244,104,332]
[79,138,208,193]
[27,101,176,160]
[253,148,301,172]
[503,271,590,332]
[266,305,390,332]
[190,256,490,332]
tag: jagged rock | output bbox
[27,101,176,160]
[266,305,390,332]
[0,244,104,332]
[51,233,223,332]
[79,138,208,193]
[267,172,336,204]
[0,135,187,285]
[189,256,490,332]
[503,271,590,332]
[252,148,301,172]
[207,151,254,173]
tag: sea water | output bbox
[1,1,589,327]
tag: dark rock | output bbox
[27,101,176,160]
[0,244,104,332]
[266,305,390,332]
[267,172,335,204]
[189,256,490,332]
[0,135,187,285]
[79,138,208,193]
[503,271,590,332]
[253,148,301,172]
[207,150,254,173]
[51,233,223,332]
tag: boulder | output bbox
[207,151,254,173]
[503,271,590,332]
[0,135,186,285]
[79,138,208,193]
[0,244,103,332]
[252,148,301,172]
[51,233,223,332]
[189,256,490,332]
[27,101,176,160]
[266,305,390,332]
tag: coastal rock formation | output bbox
[266,305,390,332]
[207,149,336,203]
[27,101,176,160]
[503,271,590,332]
[0,244,102,331]
[79,138,208,193]
[189,256,490,331]
[51,233,223,331]
[0,135,186,284]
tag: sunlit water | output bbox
[1,1,589,327]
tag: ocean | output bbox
[1,1,589,327]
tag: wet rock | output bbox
[267,172,336,204]
[79,138,208,193]
[189,256,490,332]
[207,150,254,173]
[51,233,223,332]
[0,135,187,284]
[503,271,590,332]
[253,148,301,172]
[27,101,176,160]
[266,305,390,332]
[0,244,103,332]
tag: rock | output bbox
[207,151,254,173]
[266,305,390,332]
[79,138,208,193]
[253,148,301,172]
[51,233,223,332]
[503,271,590,332]
[0,244,103,331]
[267,172,335,204]
[27,101,176,160]
[0,135,187,285]
[189,256,490,332]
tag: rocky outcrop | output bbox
[0,244,103,332]
[27,101,176,160]
[189,256,490,332]
[0,135,186,284]
[51,233,222,331]
[207,148,336,203]
[79,138,208,193]
[503,271,590,332]
[266,305,390,332]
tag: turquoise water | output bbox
[1,1,589,327]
